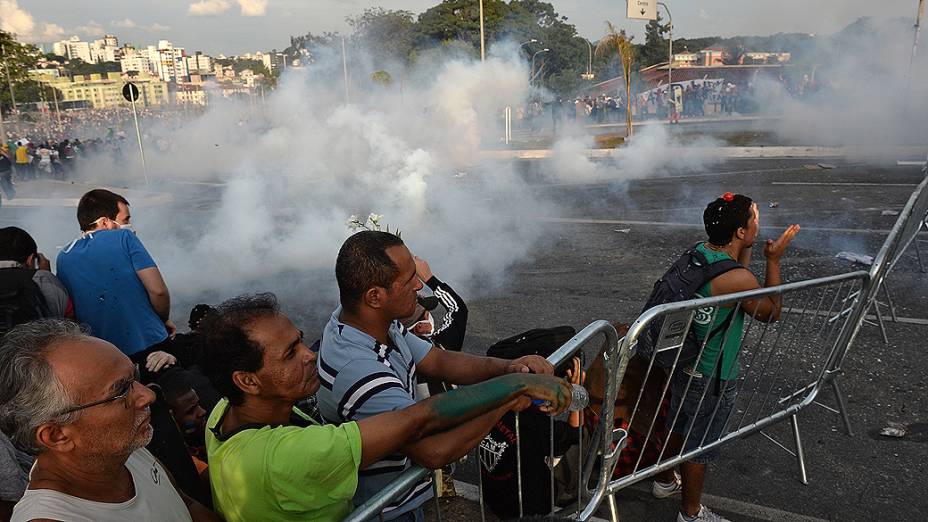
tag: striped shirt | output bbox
[315,306,434,520]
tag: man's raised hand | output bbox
[764,224,800,262]
[413,256,434,282]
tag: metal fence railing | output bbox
[599,272,866,502]
[347,170,928,522]
[344,320,624,522]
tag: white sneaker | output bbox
[676,505,731,522]
[651,470,682,499]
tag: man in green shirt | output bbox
[664,192,799,522]
[199,293,573,522]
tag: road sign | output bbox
[122,82,141,103]
[627,0,657,20]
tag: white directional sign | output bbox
[627,0,658,20]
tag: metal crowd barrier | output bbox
[817,169,928,435]
[344,320,624,522]
[349,172,928,522]
[585,271,869,518]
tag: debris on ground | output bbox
[803,164,823,170]
[769,201,779,208]
[817,163,837,169]
[453,172,468,178]
[882,210,900,216]
[836,251,874,265]
[614,229,630,234]
[879,423,908,438]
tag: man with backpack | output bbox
[639,192,799,522]
[0,227,71,333]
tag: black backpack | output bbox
[0,267,50,335]
[635,244,741,370]
[487,326,577,362]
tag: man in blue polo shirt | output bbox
[56,189,177,379]
[317,231,554,521]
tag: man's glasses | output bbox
[58,364,141,416]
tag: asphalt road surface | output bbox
[3,157,925,521]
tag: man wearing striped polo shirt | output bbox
[317,231,553,521]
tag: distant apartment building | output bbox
[743,51,791,64]
[186,52,213,75]
[35,72,170,109]
[147,40,189,82]
[51,35,120,63]
[120,49,152,75]
[671,52,701,67]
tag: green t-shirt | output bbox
[691,243,745,380]
[205,398,363,522]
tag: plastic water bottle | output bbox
[533,384,589,412]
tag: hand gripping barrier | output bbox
[343,320,623,522]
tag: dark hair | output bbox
[703,194,754,246]
[188,304,215,331]
[77,189,129,231]
[200,293,279,406]
[0,227,38,264]
[157,368,199,405]
[335,231,405,311]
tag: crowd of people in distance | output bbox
[0,185,799,522]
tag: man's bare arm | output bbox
[416,347,553,385]
[136,267,171,321]
[356,373,568,468]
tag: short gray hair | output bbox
[0,320,88,454]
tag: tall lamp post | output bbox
[479,0,486,62]
[520,38,539,50]
[581,38,594,80]
[657,2,673,120]
[530,49,550,85]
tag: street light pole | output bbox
[658,2,673,121]
[479,0,486,62]
[530,49,549,85]
[905,0,926,96]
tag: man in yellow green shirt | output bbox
[200,293,573,522]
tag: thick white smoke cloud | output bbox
[59,48,559,325]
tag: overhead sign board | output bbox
[627,0,657,20]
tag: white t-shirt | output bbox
[12,448,192,522]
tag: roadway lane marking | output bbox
[453,479,830,522]
[771,182,918,187]
[537,216,927,236]
[782,307,928,326]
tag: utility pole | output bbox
[1,44,18,134]
[341,36,350,104]
[905,0,926,96]
[658,2,673,122]
[479,0,486,62]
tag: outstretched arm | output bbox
[356,373,569,468]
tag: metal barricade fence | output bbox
[818,170,928,436]
[344,320,624,522]
[587,271,869,518]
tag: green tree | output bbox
[348,8,416,65]
[596,22,635,136]
[0,31,40,112]
[640,13,669,67]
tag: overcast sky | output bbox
[3,0,921,55]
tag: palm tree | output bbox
[595,22,636,137]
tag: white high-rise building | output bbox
[91,35,120,63]
[148,40,189,82]
[54,36,94,63]
[186,52,212,74]
[120,48,152,75]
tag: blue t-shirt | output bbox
[316,307,433,520]
[56,229,168,356]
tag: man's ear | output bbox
[232,370,262,397]
[24,253,35,268]
[363,287,386,310]
[35,423,75,453]
[735,227,746,241]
